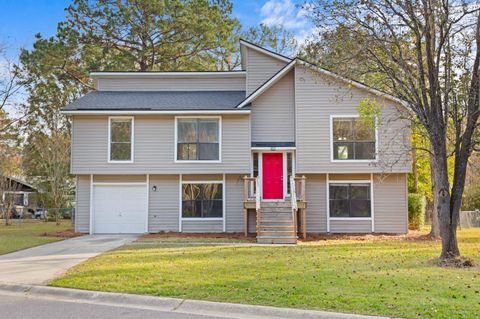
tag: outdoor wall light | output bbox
[152,185,157,192]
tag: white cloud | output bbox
[260,0,307,30]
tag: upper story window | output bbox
[176,117,220,161]
[109,117,133,162]
[332,117,376,161]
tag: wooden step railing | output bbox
[243,175,307,239]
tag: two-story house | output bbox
[62,40,411,244]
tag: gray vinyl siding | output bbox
[251,70,295,143]
[305,174,327,233]
[149,175,179,232]
[182,220,223,233]
[97,76,246,91]
[330,220,372,233]
[93,175,146,182]
[225,174,244,232]
[75,175,90,233]
[246,48,288,95]
[295,65,411,174]
[71,114,250,174]
[374,173,408,233]
[329,173,370,181]
[182,174,223,181]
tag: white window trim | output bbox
[329,114,378,163]
[108,116,134,163]
[327,178,374,222]
[174,116,222,163]
[180,179,225,221]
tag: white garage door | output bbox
[92,184,147,234]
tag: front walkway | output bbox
[0,235,137,285]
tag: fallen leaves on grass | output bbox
[435,256,477,269]
[41,229,84,238]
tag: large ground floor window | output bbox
[329,183,371,218]
[182,183,223,218]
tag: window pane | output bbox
[182,184,223,218]
[110,143,131,161]
[332,118,376,160]
[354,119,375,141]
[203,200,223,217]
[202,184,222,200]
[178,143,197,160]
[182,184,200,200]
[330,199,349,217]
[253,153,259,178]
[329,184,371,218]
[333,119,353,141]
[199,120,218,143]
[199,143,219,160]
[330,185,349,199]
[333,142,353,160]
[350,200,371,217]
[350,185,370,200]
[178,120,197,143]
[182,200,201,217]
[111,120,132,143]
[355,142,375,159]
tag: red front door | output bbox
[262,153,284,200]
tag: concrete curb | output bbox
[0,283,398,319]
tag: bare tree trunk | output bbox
[3,205,10,226]
[429,153,440,238]
[433,148,460,259]
[412,148,419,193]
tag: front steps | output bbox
[256,202,297,244]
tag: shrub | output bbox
[408,193,426,230]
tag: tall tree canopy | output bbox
[61,0,240,71]
[306,0,480,259]
[243,23,298,57]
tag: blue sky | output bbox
[0,0,313,58]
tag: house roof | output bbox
[239,39,292,68]
[62,41,407,115]
[90,71,246,78]
[236,58,408,109]
[62,91,250,113]
[236,60,296,108]
[2,176,36,192]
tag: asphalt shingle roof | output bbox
[63,91,248,111]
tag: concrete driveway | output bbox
[0,235,137,285]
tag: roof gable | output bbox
[236,58,407,110]
[240,39,292,70]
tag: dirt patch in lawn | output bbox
[300,230,441,243]
[434,256,478,269]
[142,232,256,242]
[41,229,84,238]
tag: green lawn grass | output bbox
[0,219,72,255]
[136,236,252,244]
[51,229,480,319]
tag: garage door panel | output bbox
[93,184,147,234]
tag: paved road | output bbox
[0,293,223,319]
[0,235,137,285]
